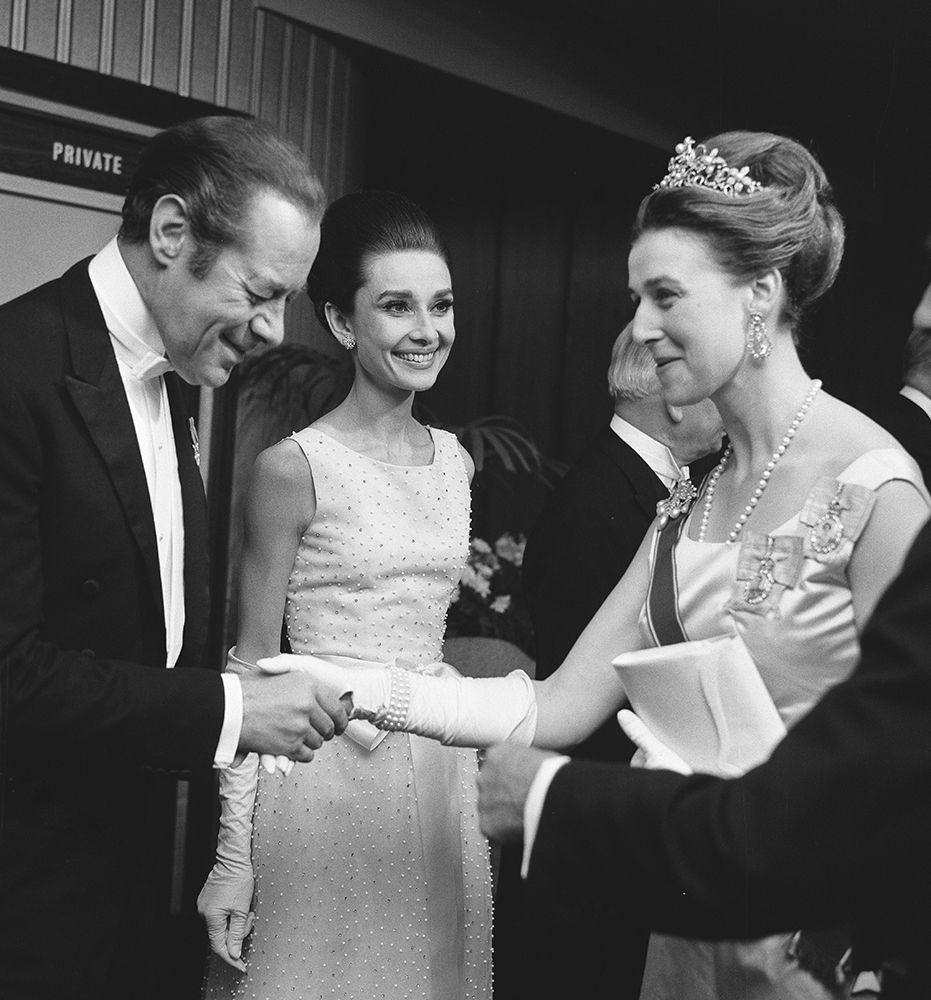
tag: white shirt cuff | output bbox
[214,673,244,768]
[521,754,571,878]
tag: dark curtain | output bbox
[356,50,931,541]
[358,53,666,536]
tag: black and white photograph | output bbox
[2,2,931,998]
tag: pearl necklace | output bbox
[698,379,822,543]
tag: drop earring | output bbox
[746,312,772,361]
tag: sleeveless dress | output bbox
[637,448,928,1000]
[203,426,493,1000]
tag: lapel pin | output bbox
[189,417,200,467]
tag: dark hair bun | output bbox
[308,190,447,329]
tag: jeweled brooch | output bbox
[744,536,777,605]
[808,482,846,555]
[656,479,698,529]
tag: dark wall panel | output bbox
[307,37,334,192]
[190,0,221,104]
[425,197,502,424]
[69,1,103,72]
[558,199,632,456]
[24,0,56,59]
[151,0,182,93]
[112,0,144,81]
[224,0,253,112]
[493,198,571,448]
[285,24,310,143]
[255,7,283,125]
[0,2,363,199]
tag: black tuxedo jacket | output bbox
[0,261,225,999]
[527,514,931,998]
[873,392,931,490]
[523,426,668,677]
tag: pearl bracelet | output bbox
[374,662,412,731]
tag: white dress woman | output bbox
[199,191,493,1000]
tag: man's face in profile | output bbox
[151,191,320,388]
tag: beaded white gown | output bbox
[203,426,493,1000]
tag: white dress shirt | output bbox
[87,238,241,766]
[609,412,689,489]
[521,416,689,876]
[901,384,931,422]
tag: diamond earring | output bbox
[746,312,772,361]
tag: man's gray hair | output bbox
[607,322,661,401]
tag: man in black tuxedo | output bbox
[493,324,722,998]
[478,513,931,999]
[874,281,931,488]
[0,116,349,1000]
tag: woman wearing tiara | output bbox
[272,133,930,999]
[198,191,492,1000]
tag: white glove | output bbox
[197,753,259,970]
[258,653,538,749]
[617,709,692,773]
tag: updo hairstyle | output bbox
[307,190,448,330]
[633,131,845,330]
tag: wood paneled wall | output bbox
[0,0,364,198]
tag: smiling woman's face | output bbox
[343,249,455,394]
[627,227,750,407]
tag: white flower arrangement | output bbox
[446,532,533,654]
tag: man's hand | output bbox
[476,744,557,843]
[617,709,692,774]
[237,669,350,762]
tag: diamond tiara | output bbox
[654,136,765,197]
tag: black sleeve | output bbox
[528,514,931,939]
[0,366,224,773]
[523,475,649,677]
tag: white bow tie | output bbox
[131,351,173,380]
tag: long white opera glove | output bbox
[258,653,538,749]
[197,753,258,971]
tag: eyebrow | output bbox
[628,275,683,296]
[249,278,307,298]
[375,287,454,300]
[642,276,681,290]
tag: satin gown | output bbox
[203,427,493,1000]
[637,448,928,1000]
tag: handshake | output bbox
[233,650,389,773]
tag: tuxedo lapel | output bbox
[164,372,209,668]
[690,446,725,490]
[59,260,165,626]
[597,427,667,521]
